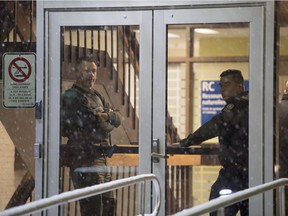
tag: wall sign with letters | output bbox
[2,52,36,108]
[201,80,249,124]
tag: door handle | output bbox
[152,138,169,163]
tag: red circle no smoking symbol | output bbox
[8,57,32,83]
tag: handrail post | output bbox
[279,185,285,216]
[139,181,146,215]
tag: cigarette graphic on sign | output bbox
[3,52,36,108]
[8,57,32,82]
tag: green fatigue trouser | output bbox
[71,157,116,216]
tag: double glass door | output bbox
[38,4,274,215]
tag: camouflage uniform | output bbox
[181,92,249,216]
[61,84,121,216]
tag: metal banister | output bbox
[0,174,161,216]
[173,178,288,216]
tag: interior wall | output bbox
[0,82,35,174]
[194,36,249,135]
[0,81,35,210]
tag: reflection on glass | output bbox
[277,2,288,215]
[60,25,140,215]
[167,24,249,214]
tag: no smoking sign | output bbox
[3,52,36,108]
[8,57,32,82]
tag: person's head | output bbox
[219,69,244,102]
[75,56,97,89]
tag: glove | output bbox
[179,138,189,147]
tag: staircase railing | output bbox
[173,178,288,216]
[0,174,161,216]
[0,1,36,43]
[61,26,180,144]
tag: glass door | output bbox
[42,10,152,215]
[37,3,274,216]
[153,6,270,215]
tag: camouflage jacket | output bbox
[61,84,121,147]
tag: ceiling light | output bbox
[168,33,180,38]
[134,30,179,38]
[194,28,219,34]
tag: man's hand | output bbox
[170,143,181,148]
[179,138,189,147]
[96,112,109,121]
[170,138,189,148]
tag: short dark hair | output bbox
[75,55,99,72]
[220,69,244,84]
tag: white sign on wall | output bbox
[2,52,36,108]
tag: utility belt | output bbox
[220,166,248,179]
[60,140,116,167]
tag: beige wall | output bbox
[0,121,16,210]
[193,62,249,132]
[0,87,35,173]
[168,36,249,141]
[0,82,35,209]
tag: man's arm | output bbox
[95,92,122,128]
[61,90,85,136]
[180,114,221,147]
[96,109,121,127]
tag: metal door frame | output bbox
[36,1,275,215]
[153,3,274,216]
[36,7,153,215]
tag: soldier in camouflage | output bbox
[177,69,249,216]
[61,56,121,216]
